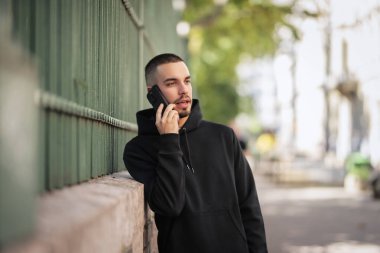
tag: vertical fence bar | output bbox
[138,0,144,110]
[35,0,47,191]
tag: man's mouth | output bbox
[175,97,191,109]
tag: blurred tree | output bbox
[183,0,315,124]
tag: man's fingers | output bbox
[155,104,179,134]
[156,104,175,126]
[167,110,179,122]
[155,103,164,122]
[161,104,175,120]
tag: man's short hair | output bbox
[145,53,184,86]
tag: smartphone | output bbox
[147,85,169,112]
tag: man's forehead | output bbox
[156,62,189,75]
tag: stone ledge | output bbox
[3,171,146,253]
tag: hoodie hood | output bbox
[136,99,202,136]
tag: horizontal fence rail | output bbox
[121,0,143,28]
[36,89,138,132]
[121,0,156,57]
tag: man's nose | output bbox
[178,82,188,94]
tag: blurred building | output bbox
[329,0,380,169]
[270,0,380,170]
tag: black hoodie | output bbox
[124,100,267,253]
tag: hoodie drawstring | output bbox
[181,128,195,173]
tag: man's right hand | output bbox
[155,104,179,135]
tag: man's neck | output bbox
[179,116,189,128]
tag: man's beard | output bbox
[174,96,192,118]
[179,110,190,118]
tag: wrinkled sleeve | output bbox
[232,132,268,253]
[123,134,186,216]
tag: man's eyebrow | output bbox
[163,75,191,83]
[163,78,178,83]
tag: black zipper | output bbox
[181,127,195,173]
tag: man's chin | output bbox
[179,111,191,118]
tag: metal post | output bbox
[139,0,145,110]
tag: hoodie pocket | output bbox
[163,209,249,253]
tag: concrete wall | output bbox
[1,171,157,253]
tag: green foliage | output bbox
[345,153,372,180]
[183,0,300,124]
[198,81,239,123]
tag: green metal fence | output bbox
[1,0,185,246]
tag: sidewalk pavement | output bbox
[253,171,380,253]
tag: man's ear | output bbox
[147,86,152,92]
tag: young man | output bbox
[123,53,267,253]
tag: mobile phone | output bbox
[147,85,169,112]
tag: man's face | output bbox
[150,61,192,118]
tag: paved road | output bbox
[254,172,380,253]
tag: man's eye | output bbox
[166,82,176,87]
[185,80,191,85]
